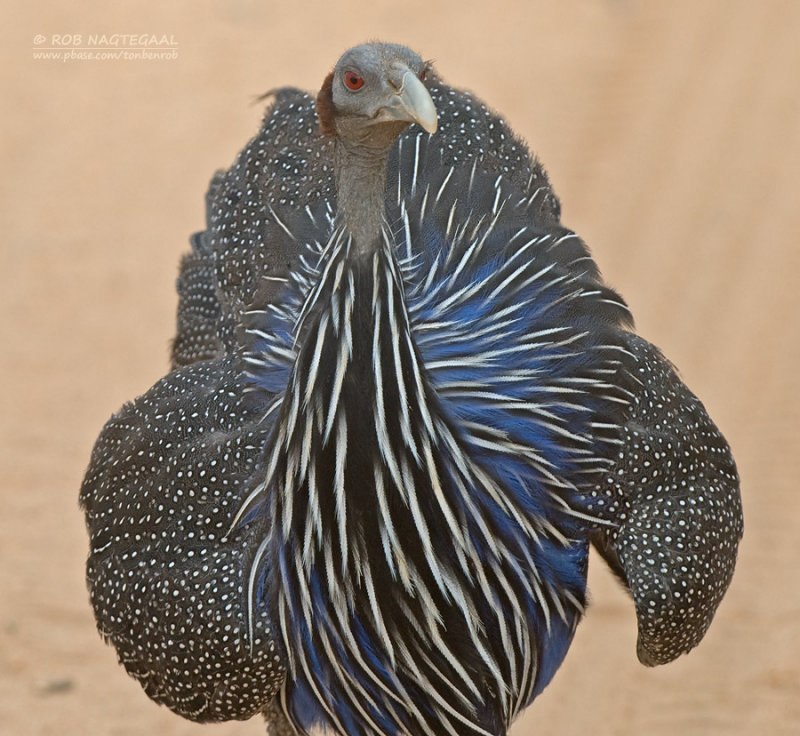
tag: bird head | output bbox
[316,42,438,144]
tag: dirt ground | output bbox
[2,1,799,734]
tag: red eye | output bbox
[344,70,364,90]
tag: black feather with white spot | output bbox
[80,357,283,722]
[592,334,742,665]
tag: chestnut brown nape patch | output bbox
[316,71,336,136]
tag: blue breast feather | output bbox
[240,146,635,734]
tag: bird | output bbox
[80,42,743,736]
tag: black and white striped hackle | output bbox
[236,42,638,736]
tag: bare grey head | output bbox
[316,42,437,248]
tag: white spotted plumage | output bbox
[82,49,741,736]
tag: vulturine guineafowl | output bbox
[80,42,743,735]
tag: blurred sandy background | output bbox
[2,1,799,734]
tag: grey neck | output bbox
[334,124,405,253]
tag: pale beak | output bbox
[379,67,438,134]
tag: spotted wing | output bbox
[79,356,284,721]
[593,334,743,665]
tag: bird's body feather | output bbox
[237,138,635,734]
[79,357,283,721]
[80,52,742,736]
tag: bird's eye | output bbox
[344,71,364,91]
